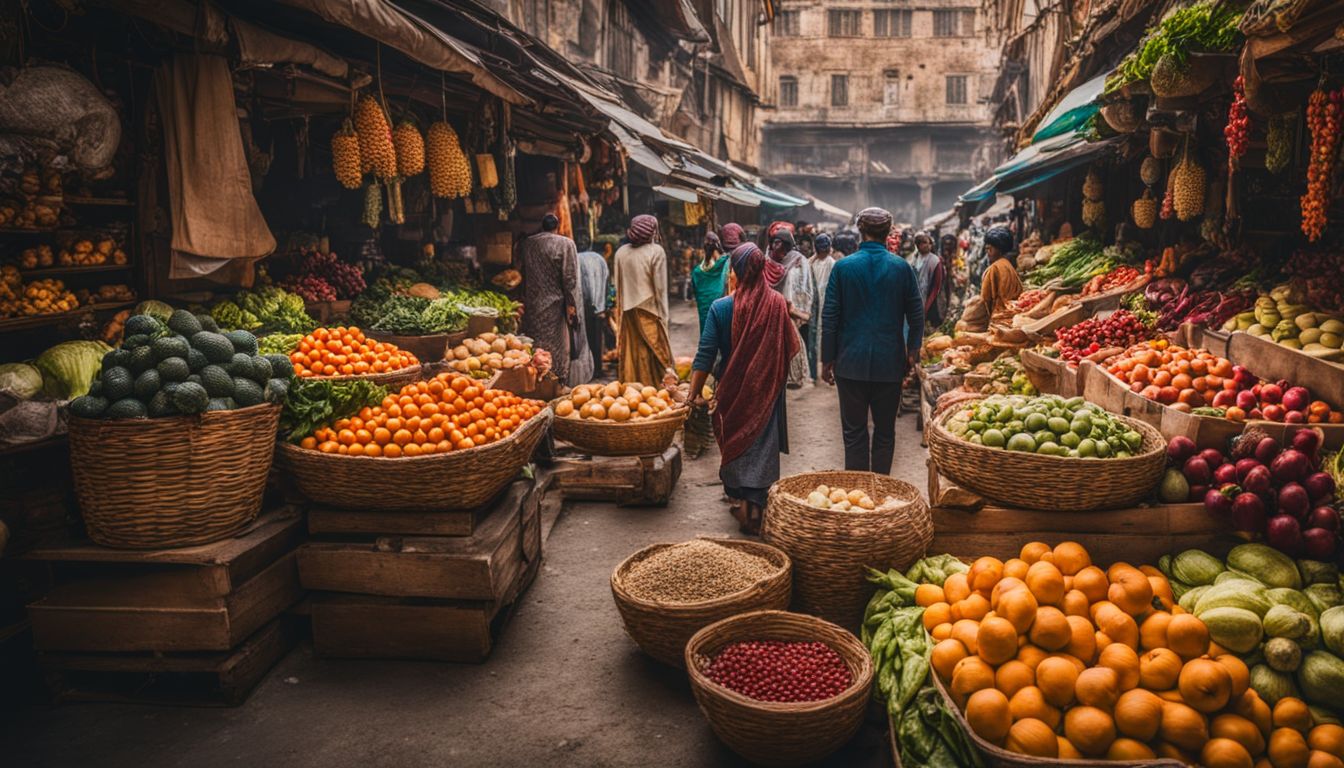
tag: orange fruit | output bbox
[1010,686,1061,729]
[1268,728,1310,768]
[995,659,1035,699]
[1108,738,1157,760]
[1211,713,1267,756]
[976,616,1019,665]
[1005,718,1058,758]
[951,619,980,654]
[966,688,1012,744]
[1075,666,1121,709]
[957,592,991,621]
[1019,541,1051,564]
[1274,697,1314,733]
[1016,643,1048,670]
[1140,610,1173,650]
[997,588,1039,634]
[915,583,946,607]
[1098,643,1141,691]
[1036,656,1079,708]
[1003,557,1030,581]
[950,655,995,708]
[1215,654,1251,700]
[1061,589,1090,618]
[1072,566,1109,603]
[1028,606,1070,651]
[1139,647,1183,691]
[1025,560,1066,606]
[1064,706,1117,757]
[931,638,968,683]
[968,556,1005,593]
[1161,701,1210,752]
[921,602,951,632]
[1115,688,1165,741]
[1051,541,1092,576]
[1180,657,1232,713]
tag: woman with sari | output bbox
[691,231,728,333]
[689,242,799,534]
[613,214,675,386]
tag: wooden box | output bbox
[26,509,304,653]
[1023,302,1086,339]
[1020,347,1081,398]
[297,477,543,601]
[549,443,682,505]
[1079,360,1244,449]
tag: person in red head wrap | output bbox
[687,242,799,534]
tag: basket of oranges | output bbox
[278,372,551,511]
[289,326,423,389]
[551,380,689,456]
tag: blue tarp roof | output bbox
[1031,72,1108,145]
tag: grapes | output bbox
[280,249,367,301]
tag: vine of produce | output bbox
[1105,1,1243,93]
[295,372,544,457]
[1302,86,1344,242]
[945,395,1146,458]
[1158,544,1344,717]
[930,539,1342,764]
[289,326,418,378]
[280,377,388,443]
[1053,310,1154,364]
[69,310,290,419]
[1162,430,1340,558]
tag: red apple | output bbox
[1236,390,1258,411]
[1212,389,1237,408]
[1285,410,1306,424]
[1261,383,1284,405]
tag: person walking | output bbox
[691,230,729,334]
[576,233,609,379]
[807,232,838,380]
[613,214,674,386]
[820,207,924,474]
[520,213,580,383]
[688,242,799,534]
[767,227,812,389]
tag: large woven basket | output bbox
[762,472,930,629]
[364,331,466,364]
[926,399,1166,511]
[307,363,423,392]
[550,402,689,456]
[611,538,792,668]
[278,408,551,511]
[68,404,281,549]
[685,610,872,767]
[930,671,1183,768]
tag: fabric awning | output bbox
[998,135,1123,194]
[1030,73,1108,145]
[745,180,808,207]
[959,132,1119,208]
[653,184,700,203]
[609,122,672,177]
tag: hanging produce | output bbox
[362,182,383,229]
[1173,138,1207,222]
[1132,190,1157,229]
[354,95,397,180]
[392,121,425,177]
[1161,167,1177,220]
[426,121,472,198]
[330,118,362,190]
[1301,86,1344,242]
[1140,156,1162,187]
[386,178,405,225]
[1226,76,1250,172]
[1082,168,1104,202]
[1105,1,1244,94]
[1266,112,1297,175]
[476,153,499,189]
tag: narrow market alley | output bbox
[3,300,928,768]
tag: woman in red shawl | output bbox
[688,242,800,534]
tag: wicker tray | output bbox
[278,408,551,511]
[68,404,281,549]
[927,399,1166,512]
[685,610,872,767]
[550,401,689,456]
[611,538,791,668]
[762,472,931,629]
[304,363,423,392]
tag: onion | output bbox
[1302,527,1337,561]
[1271,449,1311,484]
[1235,458,1262,482]
[1266,514,1303,556]
[1166,435,1197,464]
[1290,427,1324,458]
[1277,482,1311,520]
[1199,448,1225,468]
[1213,463,1239,486]
[1184,456,1213,486]
[1308,506,1340,532]
[1243,465,1273,496]
[1304,472,1336,505]
[1204,486,1235,517]
[1232,491,1266,541]
[1255,437,1281,465]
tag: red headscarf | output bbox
[713,243,799,466]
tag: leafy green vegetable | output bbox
[280,378,388,442]
[898,686,985,768]
[211,287,316,334]
[36,340,111,400]
[1105,1,1243,94]
[258,333,303,356]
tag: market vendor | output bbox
[959,225,1021,332]
[691,231,728,334]
[613,214,675,386]
[688,242,799,535]
[520,214,583,383]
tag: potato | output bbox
[806,491,830,508]
[828,489,847,504]
[833,500,852,511]
[857,496,876,510]
[815,485,830,497]
[847,489,865,505]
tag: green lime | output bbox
[1047,416,1071,434]
[1006,433,1037,452]
[981,429,1006,448]
[1024,412,1048,432]
[1077,438,1097,458]
[1060,431,1081,449]
[1037,441,1060,456]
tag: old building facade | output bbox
[505,0,774,169]
[762,0,1003,223]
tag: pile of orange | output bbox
[927,540,1344,766]
[290,326,418,378]
[298,372,543,457]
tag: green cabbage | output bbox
[0,363,44,400]
[134,300,174,322]
[34,341,111,400]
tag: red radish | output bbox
[1235,390,1258,411]
[1302,527,1337,560]
[1291,427,1323,457]
[1271,449,1311,483]
[1304,472,1336,504]
[1255,437,1281,465]
[1308,506,1340,531]
[1278,482,1311,520]
[1263,404,1287,422]
[1266,514,1303,555]
[1166,435,1198,464]
[1261,383,1284,405]
[1235,458,1262,482]
[1204,486,1235,517]
[1199,448,1225,468]
[1184,456,1212,486]
[1242,465,1273,496]
[1232,492,1266,540]
[1282,386,1310,413]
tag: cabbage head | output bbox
[0,363,44,400]
[35,340,111,400]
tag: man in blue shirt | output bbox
[820,207,925,474]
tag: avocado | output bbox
[232,377,264,407]
[133,369,162,400]
[151,335,190,363]
[171,381,209,414]
[101,366,134,401]
[167,309,203,336]
[156,356,191,383]
[196,313,220,333]
[200,365,234,398]
[147,389,178,417]
[106,398,149,419]
[191,331,235,364]
[225,329,259,356]
[69,395,108,419]
[124,314,163,338]
[264,354,295,380]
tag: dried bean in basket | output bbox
[706,640,852,703]
[623,540,778,603]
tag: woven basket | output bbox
[364,331,466,364]
[762,472,930,629]
[550,401,689,456]
[306,363,423,392]
[68,404,281,549]
[930,672,1183,768]
[611,538,792,668]
[926,399,1166,511]
[685,610,872,767]
[278,408,551,511]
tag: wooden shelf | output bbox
[0,227,57,235]
[14,264,131,277]
[62,196,134,207]
[0,301,133,333]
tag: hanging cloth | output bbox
[155,53,275,281]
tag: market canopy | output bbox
[958,130,1118,212]
[1029,72,1108,145]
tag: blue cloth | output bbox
[820,240,925,383]
[692,295,735,378]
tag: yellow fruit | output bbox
[1133,191,1158,229]
[1116,688,1165,741]
[392,121,425,176]
[427,121,473,198]
[966,688,1012,744]
[1172,152,1207,222]
[354,95,397,179]
[331,118,363,190]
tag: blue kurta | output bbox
[820,241,925,382]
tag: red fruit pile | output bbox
[1225,76,1250,171]
[1054,310,1152,363]
[705,640,852,703]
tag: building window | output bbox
[873,9,911,37]
[946,75,968,105]
[831,74,849,107]
[779,76,798,107]
[883,71,901,106]
[962,9,977,35]
[827,9,862,37]
[606,0,636,80]
[933,9,965,37]
[936,143,974,172]
[773,9,800,36]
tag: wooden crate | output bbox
[26,508,304,653]
[1019,348,1081,397]
[38,617,297,707]
[297,476,544,600]
[1079,360,1244,449]
[308,499,490,537]
[1022,301,1085,339]
[548,443,682,505]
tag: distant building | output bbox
[761,1,1002,223]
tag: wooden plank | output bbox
[26,507,304,597]
[308,505,485,537]
[549,444,682,505]
[926,461,983,511]
[1227,329,1344,407]
[38,617,297,707]
[1020,348,1081,398]
[29,553,301,653]
[297,478,542,600]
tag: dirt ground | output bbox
[4,301,930,768]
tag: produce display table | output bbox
[547,443,682,505]
[301,473,559,662]
[24,507,304,705]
